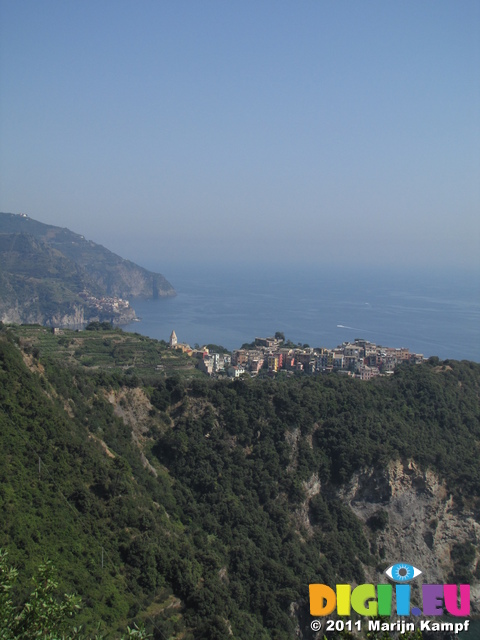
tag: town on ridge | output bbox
[168,331,425,380]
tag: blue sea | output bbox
[124,264,480,362]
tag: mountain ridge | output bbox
[0,212,175,327]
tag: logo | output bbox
[309,562,470,617]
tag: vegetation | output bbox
[12,324,200,380]
[0,233,104,324]
[0,212,175,303]
[0,323,479,637]
[203,343,231,354]
[85,322,114,331]
[0,550,150,639]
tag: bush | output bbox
[0,550,150,639]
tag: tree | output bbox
[85,321,113,331]
[0,550,82,640]
[0,550,150,639]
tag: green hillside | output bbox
[1,323,479,638]
[0,213,175,300]
[0,213,175,327]
[0,233,106,323]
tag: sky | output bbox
[0,0,479,270]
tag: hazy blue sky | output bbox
[1,1,479,269]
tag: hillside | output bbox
[0,233,111,326]
[0,212,175,326]
[1,323,479,638]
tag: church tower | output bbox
[169,330,178,348]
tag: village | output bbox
[75,291,137,325]
[79,291,133,316]
[168,331,425,380]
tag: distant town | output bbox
[168,331,425,380]
[78,291,135,321]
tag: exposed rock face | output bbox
[0,300,136,327]
[338,459,480,613]
[106,387,158,477]
[43,305,136,327]
[0,301,86,326]
[294,473,322,537]
[293,462,479,637]
[80,258,175,300]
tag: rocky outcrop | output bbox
[0,300,136,327]
[338,459,480,613]
[79,258,175,300]
[106,387,158,477]
[0,301,85,326]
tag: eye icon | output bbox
[385,563,422,582]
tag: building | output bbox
[228,365,246,378]
[267,355,279,372]
[198,357,215,376]
[255,337,280,348]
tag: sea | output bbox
[124,263,480,362]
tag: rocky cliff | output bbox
[338,459,480,614]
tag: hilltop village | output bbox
[168,331,425,380]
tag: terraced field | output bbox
[7,324,203,380]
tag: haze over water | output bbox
[1,3,478,360]
[1,3,478,274]
[125,264,480,362]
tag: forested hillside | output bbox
[1,323,479,638]
[0,213,175,300]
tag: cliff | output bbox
[0,212,175,326]
[0,212,175,300]
[338,460,480,614]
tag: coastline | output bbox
[123,264,480,363]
